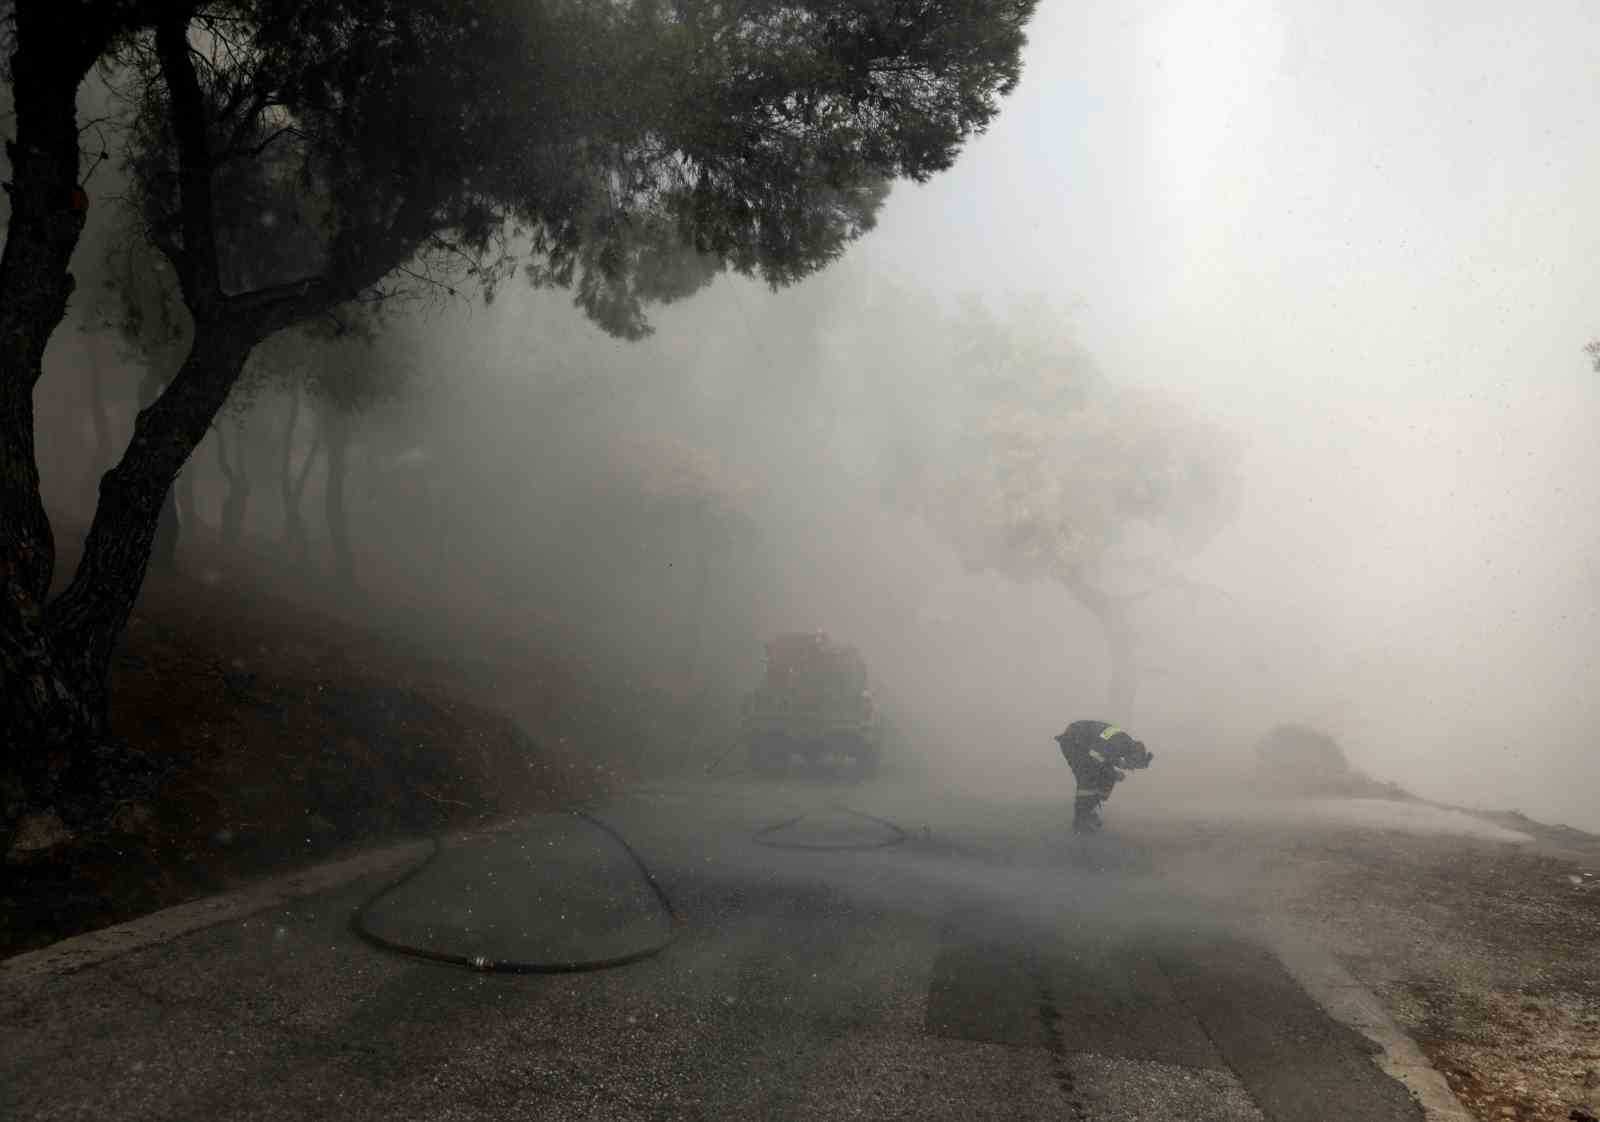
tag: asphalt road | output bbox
[1,779,1425,1121]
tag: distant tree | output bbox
[239,331,325,567]
[303,313,408,588]
[194,313,283,550]
[209,403,253,547]
[901,302,1239,720]
[204,302,401,579]
[608,433,758,669]
[2,0,1038,845]
[74,328,120,515]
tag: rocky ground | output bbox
[1155,802,1600,1122]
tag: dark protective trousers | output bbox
[1060,745,1120,832]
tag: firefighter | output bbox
[1054,721,1154,834]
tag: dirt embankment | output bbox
[2,536,625,960]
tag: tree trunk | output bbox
[2,9,430,850]
[0,17,110,851]
[3,328,255,849]
[151,486,181,567]
[677,500,717,759]
[174,461,197,535]
[685,500,714,691]
[138,371,181,568]
[214,418,250,546]
[322,405,355,588]
[279,386,320,567]
[50,331,255,691]
[1064,570,1139,723]
[82,335,117,516]
[428,464,452,588]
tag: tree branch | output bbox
[223,191,441,333]
[216,122,299,165]
[220,84,272,155]
[154,14,224,315]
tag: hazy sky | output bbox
[865,0,1600,389]
[840,0,1600,826]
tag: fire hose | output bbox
[352,802,908,974]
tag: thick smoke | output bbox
[33,0,1600,831]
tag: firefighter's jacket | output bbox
[1055,720,1153,792]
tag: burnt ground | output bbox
[1298,836,1600,1122]
[2,529,623,959]
[1162,812,1600,1122]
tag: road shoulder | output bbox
[1255,917,1475,1122]
[1,838,429,986]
